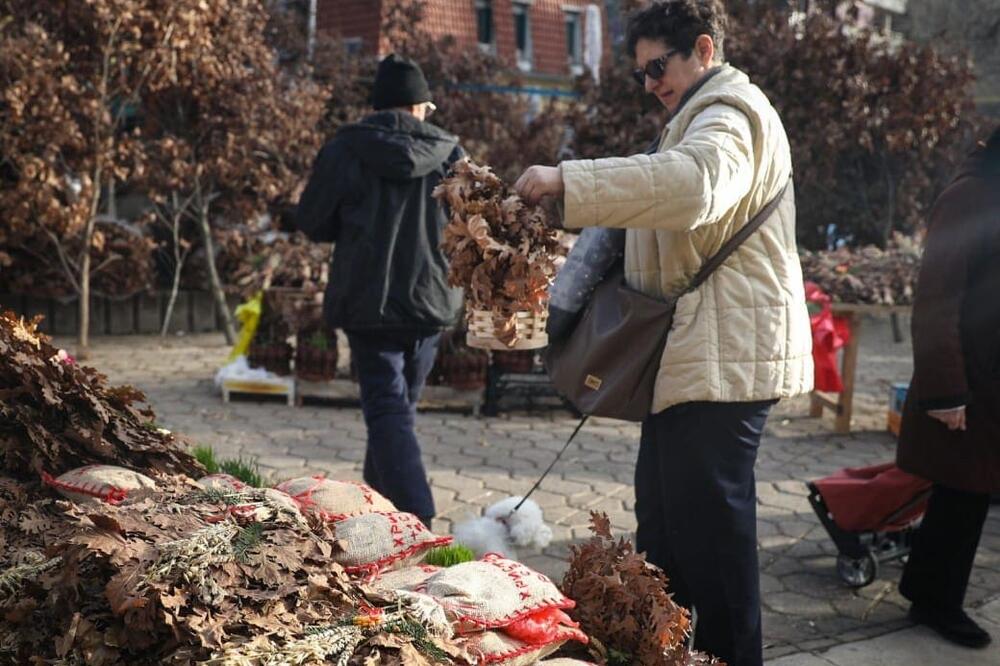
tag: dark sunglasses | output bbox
[632,49,681,86]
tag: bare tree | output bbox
[141,0,328,344]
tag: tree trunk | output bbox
[307,0,317,60]
[78,225,92,357]
[197,200,236,344]
[161,197,189,337]
[161,264,185,337]
[77,168,104,357]
[106,176,117,218]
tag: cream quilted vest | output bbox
[561,64,813,413]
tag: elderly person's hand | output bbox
[514,165,564,205]
[928,406,967,431]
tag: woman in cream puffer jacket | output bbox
[560,61,813,412]
[515,2,812,666]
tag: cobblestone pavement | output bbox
[67,314,1000,662]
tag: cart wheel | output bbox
[836,553,879,588]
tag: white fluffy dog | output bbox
[452,496,553,560]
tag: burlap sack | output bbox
[461,630,572,666]
[334,512,452,575]
[227,488,306,525]
[369,564,441,594]
[415,553,574,633]
[275,475,396,521]
[197,473,248,492]
[43,465,157,504]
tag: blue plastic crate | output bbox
[889,382,909,414]
[887,382,909,436]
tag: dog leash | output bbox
[511,414,589,513]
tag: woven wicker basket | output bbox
[466,309,548,351]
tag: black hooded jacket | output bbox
[296,110,464,333]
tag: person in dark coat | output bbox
[896,125,1000,649]
[296,54,464,527]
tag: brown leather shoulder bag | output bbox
[544,182,790,421]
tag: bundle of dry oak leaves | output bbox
[434,160,561,347]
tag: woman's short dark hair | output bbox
[626,0,728,61]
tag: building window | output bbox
[513,2,532,71]
[475,0,495,51]
[565,8,583,72]
[343,37,363,55]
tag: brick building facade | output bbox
[319,0,609,80]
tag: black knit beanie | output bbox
[371,53,432,110]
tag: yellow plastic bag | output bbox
[227,291,263,362]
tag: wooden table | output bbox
[809,303,912,434]
[222,377,296,406]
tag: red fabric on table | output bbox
[806,281,851,392]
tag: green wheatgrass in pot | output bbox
[193,445,220,474]
[218,457,264,488]
[422,544,476,567]
[191,445,265,487]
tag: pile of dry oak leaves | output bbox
[799,237,921,306]
[0,309,720,665]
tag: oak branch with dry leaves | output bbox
[433,159,560,347]
[560,512,723,665]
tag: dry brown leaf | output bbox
[105,569,149,615]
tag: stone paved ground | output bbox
[65,314,1000,662]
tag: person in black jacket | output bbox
[296,54,464,527]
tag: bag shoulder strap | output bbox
[687,180,790,293]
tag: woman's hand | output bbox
[928,406,967,431]
[514,165,564,205]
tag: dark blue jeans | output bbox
[635,400,774,666]
[346,331,440,521]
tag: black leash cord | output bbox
[511,414,589,513]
